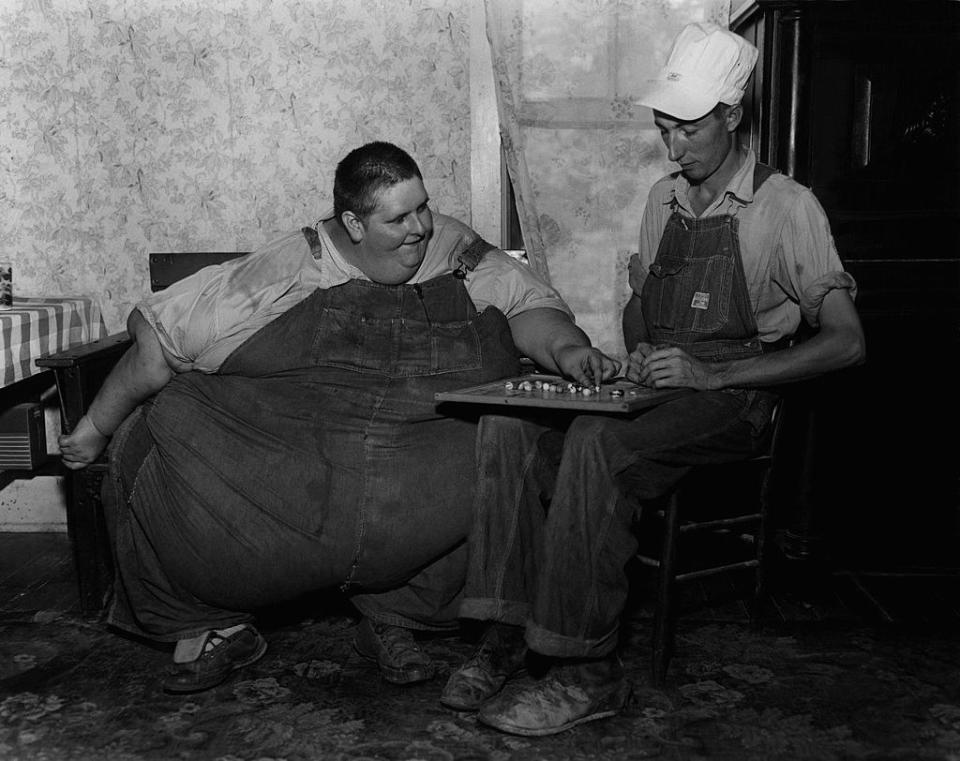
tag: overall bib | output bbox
[639,163,778,365]
[105,251,521,641]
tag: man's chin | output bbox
[399,245,426,268]
[385,261,424,285]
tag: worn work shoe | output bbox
[440,622,528,711]
[477,654,631,736]
[353,617,436,685]
[162,625,268,694]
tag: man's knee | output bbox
[477,415,544,451]
[562,416,616,459]
[565,415,612,440]
[479,414,531,435]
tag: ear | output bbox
[340,210,366,244]
[724,104,744,133]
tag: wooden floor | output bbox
[3,531,960,629]
[0,532,81,616]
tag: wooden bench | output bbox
[36,252,248,613]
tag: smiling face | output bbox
[340,177,433,285]
[653,104,741,187]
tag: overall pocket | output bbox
[311,306,482,376]
[648,253,734,334]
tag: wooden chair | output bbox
[36,252,248,613]
[634,395,790,687]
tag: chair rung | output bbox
[642,396,781,686]
[675,559,759,582]
[679,514,760,532]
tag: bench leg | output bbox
[65,466,113,614]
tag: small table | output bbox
[2,296,106,389]
[1,296,109,612]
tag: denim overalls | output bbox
[105,244,520,641]
[462,165,781,659]
[640,164,778,364]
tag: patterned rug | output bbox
[2,603,960,761]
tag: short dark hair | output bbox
[333,142,423,221]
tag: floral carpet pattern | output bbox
[2,607,960,761]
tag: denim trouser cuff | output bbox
[525,619,619,659]
[350,598,460,632]
[459,596,530,627]
[106,606,253,644]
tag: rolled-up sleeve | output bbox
[136,267,228,367]
[136,230,316,372]
[799,271,858,328]
[464,250,573,319]
[774,188,858,328]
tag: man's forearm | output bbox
[622,293,648,352]
[508,308,592,373]
[86,349,173,434]
[58,311,182,469]
[710,289,866,390]
[86,311,176,435]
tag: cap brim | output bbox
[638,79,718,122]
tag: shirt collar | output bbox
[667,148,758,214]
[316,209,369,282]
[726,148,759,205]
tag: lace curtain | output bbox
[485,0,730,360]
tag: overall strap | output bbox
[450,237,497,279]
[752,162,778,193]
[301,226,323,259]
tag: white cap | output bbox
[639,22,758,121]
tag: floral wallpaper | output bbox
[0,0,473,332]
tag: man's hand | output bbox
[554,346,621,388]
[508,307,621,385]
[58,414,110,470]
[626,343,715,390]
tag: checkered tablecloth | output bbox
[1,296,106,388]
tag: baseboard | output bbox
[0,522,67,532]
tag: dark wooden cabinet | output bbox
[733,0,960,569]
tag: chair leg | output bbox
[750,465,773,629]
[652,490,682,687]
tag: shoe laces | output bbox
[465,636,498,670]
[467,624,525,672]
[372,622,423,660]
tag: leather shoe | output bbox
[440,622,527,711]
[477,654,631,736]
[353,618,435,685]
[162,625,267,694]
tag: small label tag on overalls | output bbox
[691,291,710,310]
